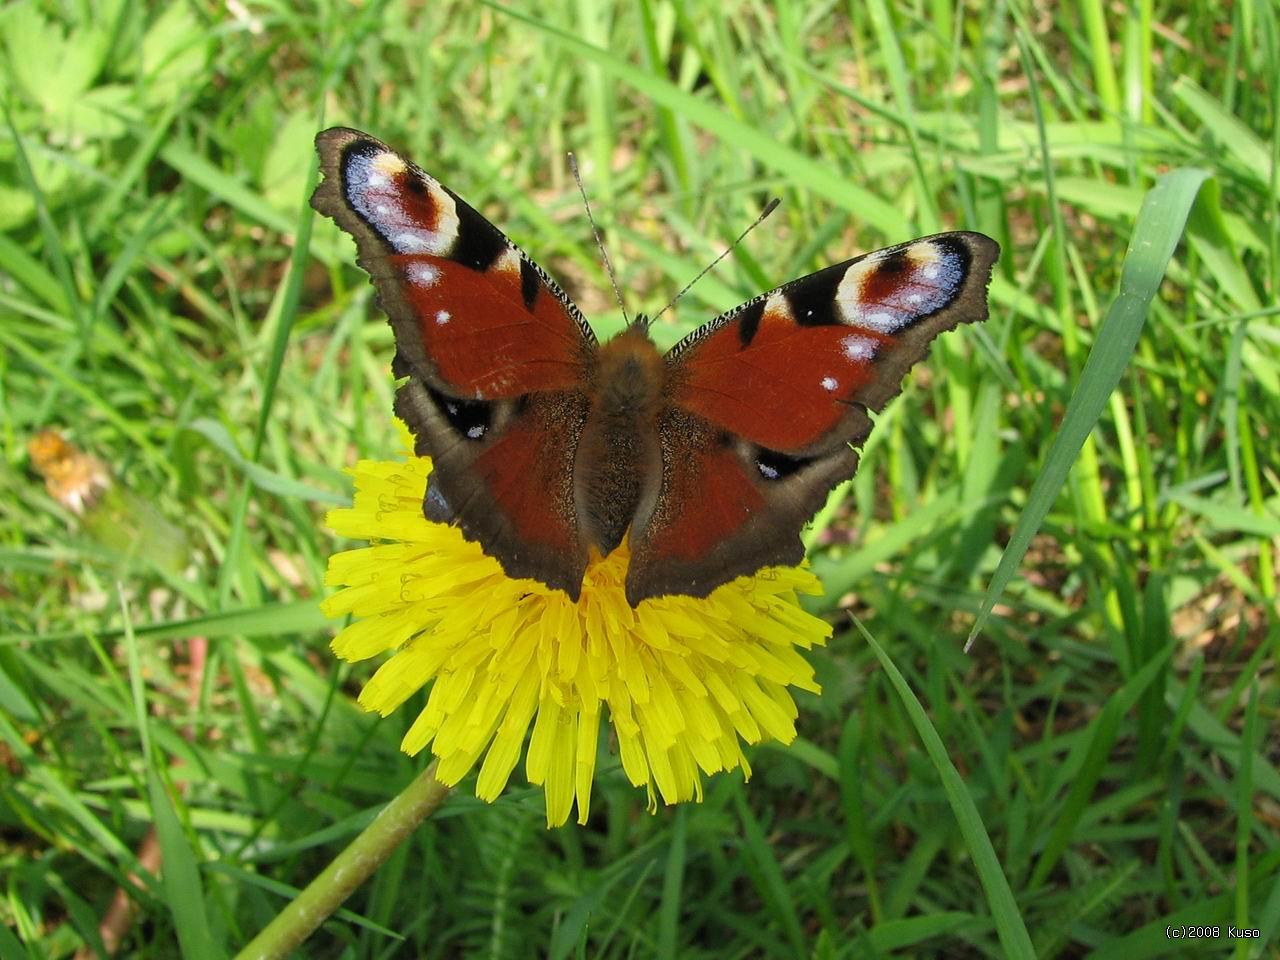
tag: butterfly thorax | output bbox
[574,326,666,558]
[592,325,665,420]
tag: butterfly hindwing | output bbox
[624,407,800,604]
[625,232,999,604]
[394,381,591,596]
[312,127,596,596]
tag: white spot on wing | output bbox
[405,262,441,287]
[821,376,839,391]
[757,461,780,480]
[466,425,485,440]
[435,310,451,325]
[923,263,940,279]
[842,334,877,360]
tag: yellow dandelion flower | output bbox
[322,428,832,827]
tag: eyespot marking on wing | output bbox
[341,142,460,257]
[427,386,492,442]
[753,447,813,481]
[836,238,968,334]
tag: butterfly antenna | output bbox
[652,197,781,322]
[568,152,630,327]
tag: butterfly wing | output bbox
[626,232,999,604]
[312,127,597,598]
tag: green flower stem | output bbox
[235,761,449,960]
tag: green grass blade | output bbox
[838,713,882,922]
[1029,640,1176,888]
[1162,491,1280,538]
[1088,892,1234,959]
[1175,692,1280,802]
[656,807,687,958]
[1,600,328,647]
[121,588,224,960]
[733,789,807,956]
[1078,0,1121,114]
[0,231,67,313]
[187,419,347,505]
[808,487,966,602]
[3,108,83,333]
[1173,76,1273,183]
[486,3,909,237]
[158,141,296,238]
[856,619,1035,960]
[1234,684,1259,960]
[215,150,321,607]
[967,168,1211,648]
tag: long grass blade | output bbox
[967,168,1210,648]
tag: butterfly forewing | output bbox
[665,232,998,450]
[312,128,596,395]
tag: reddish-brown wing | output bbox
[312,128,597,597]
[625,232,999,604]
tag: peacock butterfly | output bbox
[311,127,999,606]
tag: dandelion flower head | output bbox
[322,426,832,826]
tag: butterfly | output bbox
[311,127,999,607]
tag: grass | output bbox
[2,0,1277,957]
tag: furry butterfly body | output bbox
[312,127,999,606]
